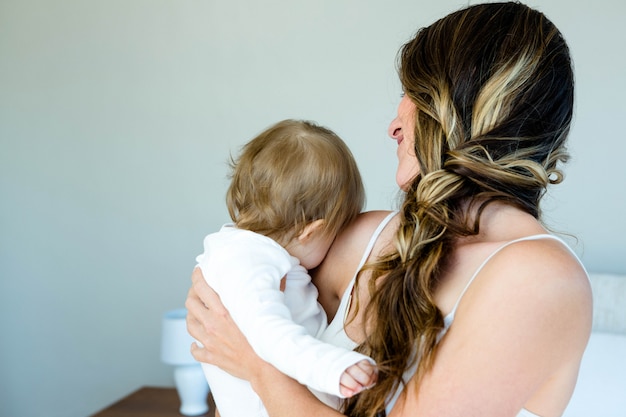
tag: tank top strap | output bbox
[444,233,585,327]
[328,211,398,336]
[354,211,398,273]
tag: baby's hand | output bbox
[339,359,378,397]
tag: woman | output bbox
[186,3,592,416]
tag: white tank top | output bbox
[318,212,397,349]
[319,214,585,417]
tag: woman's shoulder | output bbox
[332,210,396,249]
[463,205,590,300]
[481,235,590,296]
[352,210,398,229]
[455,234,592,360]
[312,211,397,306]
[422,236,593,416]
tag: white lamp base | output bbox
[174,364,210,416]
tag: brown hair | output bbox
[345,3,574,416]
[226,119,365,245]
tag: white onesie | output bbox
[195,224,373,417]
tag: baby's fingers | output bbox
[350,359,378,387]
[339,372,361,397]
[339,360,378,397]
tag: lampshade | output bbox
[160,308,210,416]
[161,308,197,365]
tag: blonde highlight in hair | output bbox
[345,3,574,416]
[226,119,365,245]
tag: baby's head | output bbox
[227,119,365,267]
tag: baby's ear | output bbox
[297,219,326,243]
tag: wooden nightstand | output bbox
[90,386,215,417]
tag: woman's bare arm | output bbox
[249,359,343,417]
[389,240,592,417]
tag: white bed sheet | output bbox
[563,332,626,417]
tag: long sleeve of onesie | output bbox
[196,226,374,398]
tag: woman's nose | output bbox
[388,118,402,140]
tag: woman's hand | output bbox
[185,267,260,381]
[184,268,345,417]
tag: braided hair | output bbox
[344,3,573,416]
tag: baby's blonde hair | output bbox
[226,119,365,245]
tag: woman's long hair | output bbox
[344,3,574,416]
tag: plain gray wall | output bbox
[1,0,624,416]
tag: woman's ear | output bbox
[297,219,326,243]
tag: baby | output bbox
[195,119,376,417]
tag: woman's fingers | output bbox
[189,341,211,363]
[191,267,229,315]
[186,268,215,361]
[184,267,257,379]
